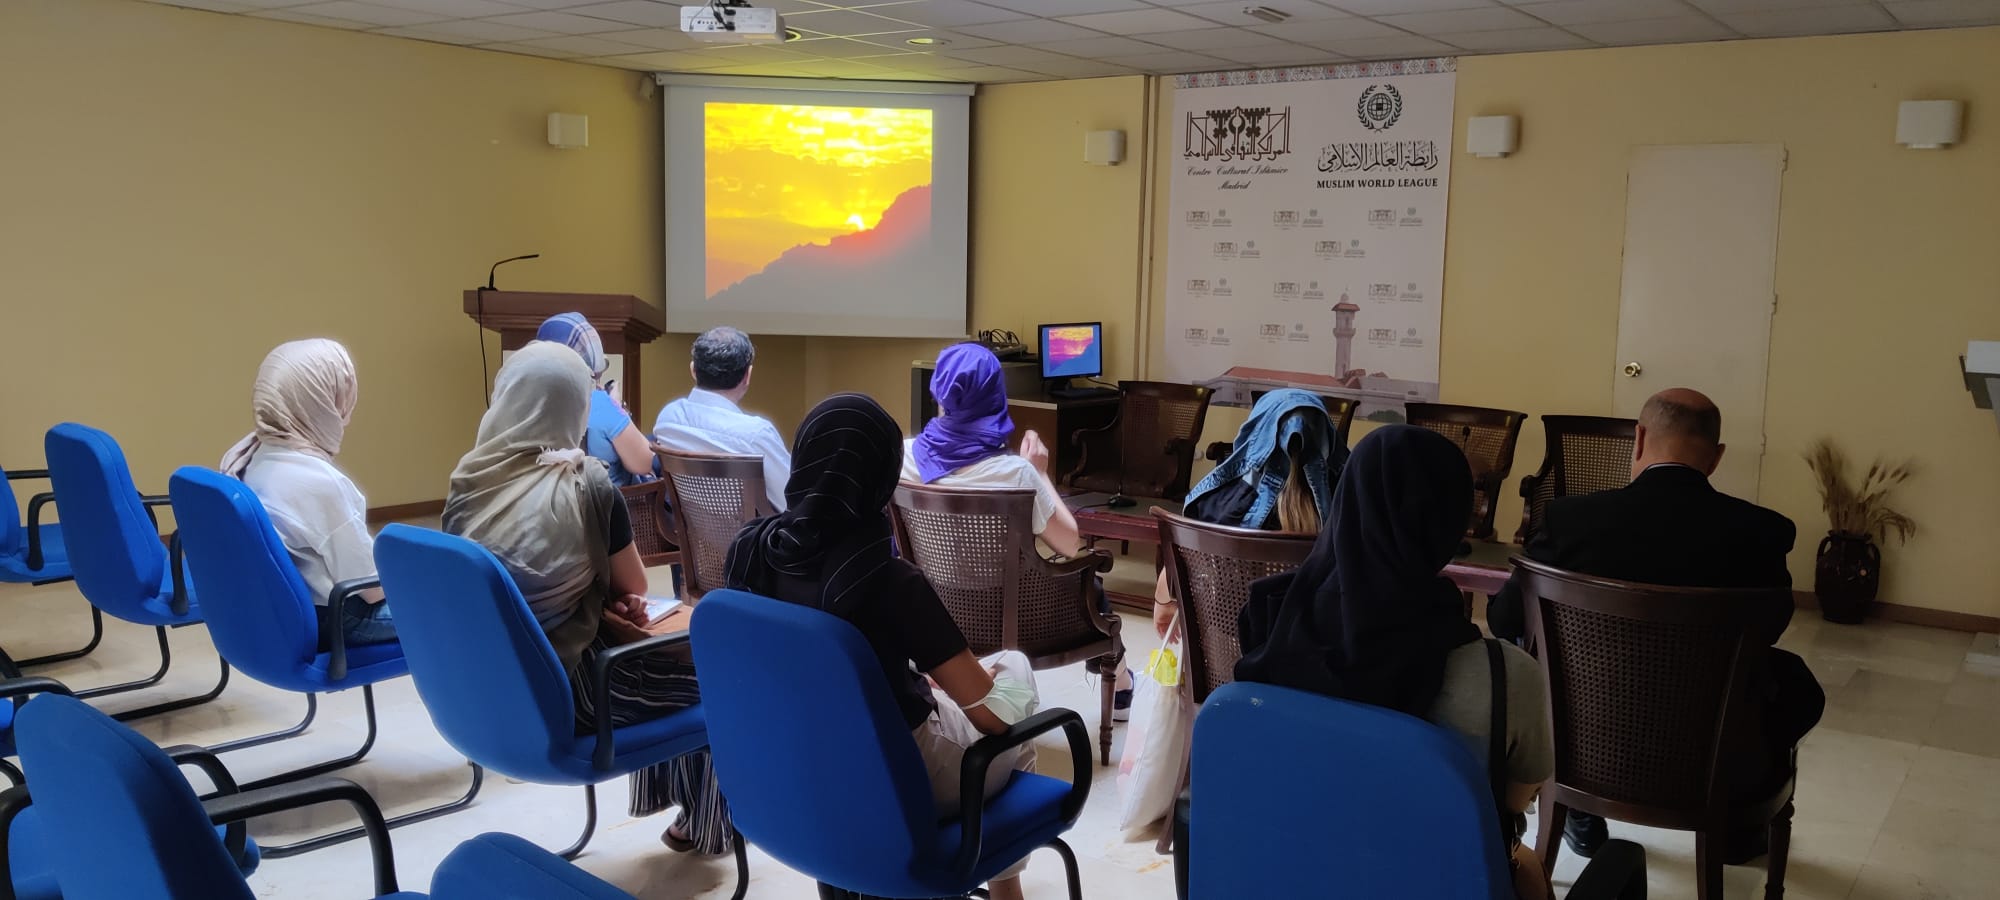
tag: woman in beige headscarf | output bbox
[223,338,395,646]
[444,342,734,855]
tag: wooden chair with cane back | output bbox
[1516,558,1796,900]
[1068,382,1214,502]
[1514,416,1638,544]
[617,481,681,569]
[1153,509,1317,705]
[653,447,766,601]
[1403,403,1527,540]
[889,483,1123,765]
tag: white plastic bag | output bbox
[1116,615,1193,835]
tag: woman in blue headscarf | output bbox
[1151,389,1345,637]
[899,342,1084,558]
[535,313,657,487]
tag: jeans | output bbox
[334,593,397,646]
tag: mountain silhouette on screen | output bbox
[709,185,931,310]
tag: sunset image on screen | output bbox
[704,102,934,299]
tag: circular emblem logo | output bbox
[1356,84,1402,132]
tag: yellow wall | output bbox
[1,0,692,509]
[1145,28,2000,616]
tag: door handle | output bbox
[1622,361,1643,377]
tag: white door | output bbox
[1612,144,1784,500]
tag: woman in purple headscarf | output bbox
[899,342,1084,558]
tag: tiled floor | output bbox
[4,563,1997,899]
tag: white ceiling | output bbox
[144,0,2000,83]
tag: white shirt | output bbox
[899,439,1061,535]
[653,388,791,512]
[240,447,374,606]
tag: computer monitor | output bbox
[1039,322,1103,380]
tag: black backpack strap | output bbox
[1484,638,1518,849]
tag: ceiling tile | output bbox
[1434,25,1595,50]
[1567,15,1737,43]
[860,0,1029,28]
[593,49,738,69]
[151,0,260,11]
[1205,44,1342,65]
[562,1,682,28]
[1100,49,1231,72]
[1328,0,1493,13]
[247,8,377,26]
[1313,34,1462,58]
[885,52,990,69]
[1715,4,1896,34]
[1376,5,1543,32]
[488,0,612,8]
[509,32,654,54]
[1141,28,1306,50]
[1883,0,2000,26]
[955,18,1103,41]
[1250,17,1400,41]
[1686,0,1874,11]
[744,0,844,11]
[376,19,560,42]
[593,27,704,49]
[940,44,1077,65]
[939,64,1041,81]
[1019,58,1144,77]
[483,9,633,31]
[1509,0,1691,26]
[787,36,911,56]
[785,8,926,35]
[277,1,454,26]
[791,58,903,77]
[690,42,813,62]
[888,29,1003,49]
[479,40,584,57]
[365,0,531,16]
[982,0,1147,13]
[1059,8,1217,32]
[1032,34,1174,56]
[1175,1,1352,24]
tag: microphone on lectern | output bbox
[483,253,541,291]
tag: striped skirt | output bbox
[571,639,734,855]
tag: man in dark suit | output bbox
[1487,388,1825,862]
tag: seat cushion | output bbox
[301,640,410,688]
[552,706,708,783]
[921,771,1077,892]
[429,832,632,899]
[0,526,70,584]
[8,807,261,898]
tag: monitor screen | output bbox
[1040,322,1103,379]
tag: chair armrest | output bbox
[587,631,691,771]
[1064,418,1123,487]
[0,676,71,702]
[204,776,399,895]
[1204,441,1231,462]
[323,576,381,682]
[23,492,54,572]
[167,531,189,617]
[0,786,31,900]
[1041,548,1113,577]
[1,470,49,483]
[951,707,1092,882]
[164,746,247,862]
[139,493,171,531]
[1565,838,1647,900]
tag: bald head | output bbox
[1633,388,1725,477]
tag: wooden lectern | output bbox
[463,290,667,415]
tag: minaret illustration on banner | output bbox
[1332,288,1359,378]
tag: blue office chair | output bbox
[372,524,746,888]
[0,464,103,670]
[1181,682,1646,899]
[166,467,483,857]
[0,674,71,787]
[690,589,1091,900]
[40,424,224,720]
[0,694,633,900]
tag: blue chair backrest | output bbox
[16,695,254,900]
[167,468,319,680]
[1191,682,1511,899]
[0,468,23,558]
[690,590,935,887]
[44,424,169,612]
[372,524,578,780]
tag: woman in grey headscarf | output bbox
[444,342,732,855]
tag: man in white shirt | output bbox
[653,326,791,512]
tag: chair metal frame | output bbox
[1516,558,1796,900]
[890,483,1123,765]
[0,466,99,668]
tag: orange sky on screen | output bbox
[704,102,933,297]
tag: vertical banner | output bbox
[1164,59,1455,421]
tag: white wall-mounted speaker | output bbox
[1897,100,1962,149]
[547,112,589,150]
[1466,115,1518,158]
[1085,129,1125,166]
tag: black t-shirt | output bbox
[606,491,633,555]
[759,560,969,730]
[1184,479,1264,529]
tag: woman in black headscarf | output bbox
[1235,424,1555,899]
[723,394,1043,900]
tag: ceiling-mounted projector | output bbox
[681,2,785,43]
